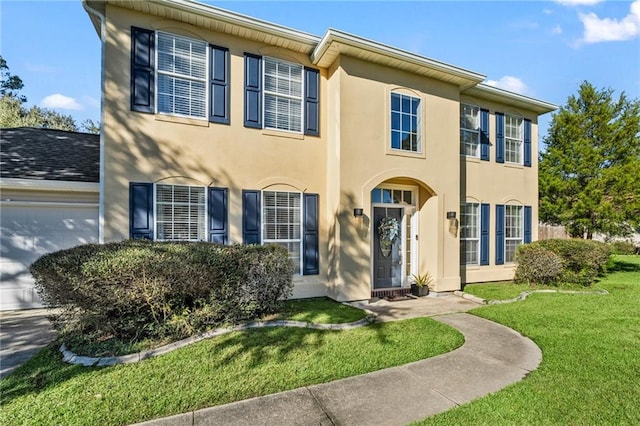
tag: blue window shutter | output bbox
[208,187,228,244]
[524,205,532,244]
[524,119,532,167]
[495,204,505,265]
[304,68,320,136]
[480,203,490,265]
[480,109,490,161]
[130,27,154,113]
[129,182,154,239]
[242,190,261,244]
[244,53,262,128]
[496,112,505,163]
[209,46,229,124]
[303,193,319,275]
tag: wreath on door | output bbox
[378,216,400,257]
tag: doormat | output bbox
[383,294,415,302]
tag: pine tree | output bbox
[539,81,640,238]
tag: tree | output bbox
[0,95,78,131]
[539,81,640,238]
[0,55,26,102]
[80,118,101,134]
[0,56,85,132]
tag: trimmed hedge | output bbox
[515,239,612,286]
[514,245,563,285]
[610,240,637,255]
[31,241,293,341]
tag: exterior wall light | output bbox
[353,208,364,218]
[447,211,458,237]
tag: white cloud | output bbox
[579,0,640,43]
[40,94,84,110]
[485,76,530,95]
[555,0,604,6]
[543,9,554,15]
[551,25,564,35]
[25,63,58,73]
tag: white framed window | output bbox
[505,114,523,164]
[505,204,523,262]
[460,104,480,157]
[263,57,304,133]
[391,92,421,152]
[155,184,206,241]
[460,203,480,265]
[156,32,208,118]
[263,191,302,274]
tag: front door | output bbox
[373,207,403,289]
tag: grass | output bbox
[61,297,368,357]
[415,255,640,425]
[462,281,532,300]
[0,300,462,426]
[277,297,367,324]
[462,278,610,302]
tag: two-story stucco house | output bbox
[83,0,556,301]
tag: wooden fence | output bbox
[538,223,569,240]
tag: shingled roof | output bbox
[0,127,100,182]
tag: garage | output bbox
[0,128,99,310]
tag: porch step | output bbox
[371,288,411,299]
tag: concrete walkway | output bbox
[0,309,58,379]
[135,296,541,426]
[0,296,543,425]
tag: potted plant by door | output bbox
[411,272,434,297]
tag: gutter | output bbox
[82,0,106,244]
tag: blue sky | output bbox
[1,0,639,144]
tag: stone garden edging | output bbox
[59,306,377,367]
[454,288,609,306]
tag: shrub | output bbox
[30,241,293,342]
[533,239,612,286]
[514,245,563,285]
[610,240,637,255]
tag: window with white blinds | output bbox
[263,57,303,133]
[460,203,480,265]
[505,114,523,164]
[156,184,206,241]
[505,204,523,262]
[157,32,207,118]
[460,104,480,157]
[263,191,302,274]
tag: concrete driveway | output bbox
[0,309,58,379]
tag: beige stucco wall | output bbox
[326,56,462,300]
[102,6,328,298]
[100,5,545,301]
[459,94,540,283]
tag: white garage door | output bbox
[0,202,98,310]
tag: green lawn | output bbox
[415,255,640,425]
[0,299,462,426]
[278,297,368,324]
[462,281,605,301]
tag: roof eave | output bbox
[464,83,558,115]
[97,0,320,53]
[82,0,105,37]
[312,29,486,90]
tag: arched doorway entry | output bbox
[371,184,418,290]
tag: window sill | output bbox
[461,264,481,270]
[261,128,305,140]
[386,148,426,159]
[462,155,482,163]
[504,162,524,170]
[155,114,210,127]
